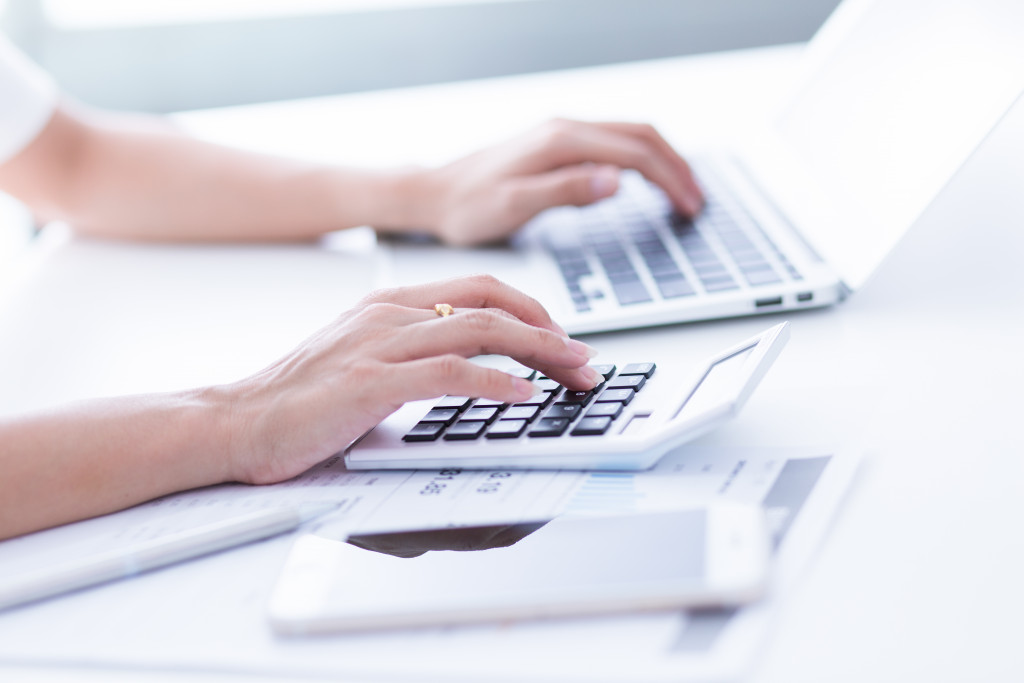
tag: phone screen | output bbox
[325,511,707,613]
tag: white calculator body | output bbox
[345,322,789,471]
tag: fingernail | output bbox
[566,338,599,359]
[590,167,619,199]
[582,366,604,387]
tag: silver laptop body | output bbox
[377,0,1024,334]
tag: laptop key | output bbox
[611,280,653,305]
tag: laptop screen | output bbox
[775,0,1024,288]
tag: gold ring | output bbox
[433,303,455,318]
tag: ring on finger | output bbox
[433,303,455,318]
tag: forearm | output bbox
[0,104,436,242]
[0,387,236,540]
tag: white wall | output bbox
[3,0,840,112]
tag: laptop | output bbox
[375,0,1024,335]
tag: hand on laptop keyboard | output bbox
[405,118,704,246]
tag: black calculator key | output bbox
[514,390,556,407]
[403,422,445,442]
[504,367,537,381]
[596,388,635,405]
[528,417,570,437]
[462,407,500,423]
[421,408,459,425]
[558,389,596,405]
[544,403,582,420]
[443,421,487,440]
[606,374,646,391]
[571,416,613,436]
[585,402,623,419]
[433,396,472,411]
[473,398,506,408]
[589,364,617,380]
[486,420,527,439]
[619,363,656,378]
[534,378,561,392]
[502,405,539,421]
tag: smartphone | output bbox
[268,503,771,635]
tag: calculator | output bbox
[345,322,789,471]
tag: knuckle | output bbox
[432,354,466,381]
[460,308,501,334]
[465,272,501,291]
[359,286,398,306]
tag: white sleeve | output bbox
[0,35,57,164]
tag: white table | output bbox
[1,44,1022,682]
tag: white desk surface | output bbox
[2,44,1023,682]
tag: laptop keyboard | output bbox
[402,364,655,442]
[547,173,803,313]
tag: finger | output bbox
[523,120,702,217]
[590,121,704,212]
[385,307,596,369]
[362,274,568,337]
[379,355,541,405]
[499,164,621,227]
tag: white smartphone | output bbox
[344,322,789,471]
[268,503,771,635]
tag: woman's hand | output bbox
[224,274,601,486]
[405,118,704,246]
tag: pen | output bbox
[0,503,338,612]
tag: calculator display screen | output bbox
[674,344,755,419]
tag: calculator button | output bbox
[502,405,539,421]
[571,416,613,436]
[443,421,487,440]
[514,390,556,407]
[462,407,500,423]
[606,374,646,391]
[559,389,596,405]
[589,364,617,380]
[619,363,656,378]
[504,367,537,380]
[528,417,571,437]
[403,422,445,442]
[433,396,472,411]
[534,378,561,392]
[584,402,623,419]
[544,403,582,420]
[421,408,460,425]
[596,388,635,405]
[486,420,527,439]
[473,398,507,408]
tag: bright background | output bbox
[0,0,840,275]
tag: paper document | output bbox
[0,446,857,682]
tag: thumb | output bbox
[505,165,620,225]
